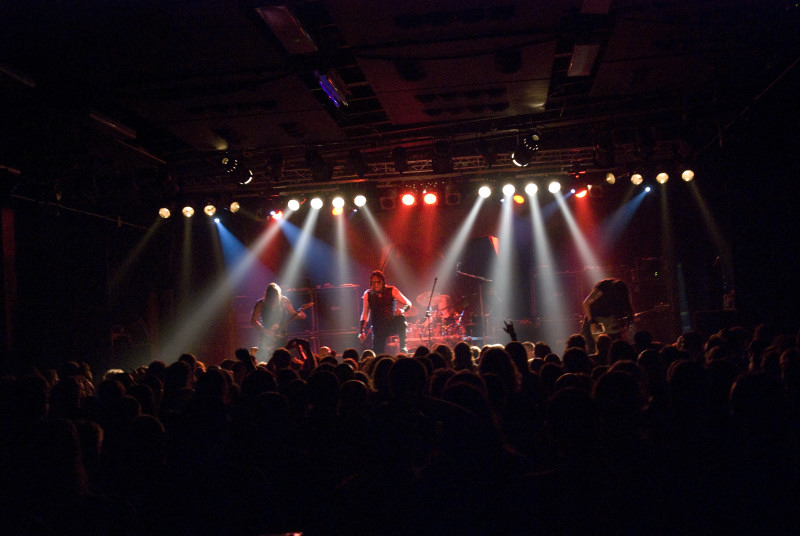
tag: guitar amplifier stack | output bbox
[281,285,361,352]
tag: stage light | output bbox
[159,207,171,219]
[502,183,516,196]
[182,206,194,218]
[575,189,588,198]
[214,217,220,223]
[681,169,695,182]
[287,199,300,211]
[513,194,525,204]
[332,206,343,216]
[631,173,643,185]
[548,181,562,193]
[332,196,345,209]
[525,182,538,195]
[310,197,323,209]
[229,201,240,213]
[478,185,492,198]
[656,172,669,184]
[271,210,283,220]
[203,203,217,216]
[401,193,416,206]
[354,194,367,207]
[645,186,651,193]
[605,172,616,184]
[423,191,438,205]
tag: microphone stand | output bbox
[457,270,491,342]
[425,277,437,347]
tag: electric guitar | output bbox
[590,304,670,338]
[258,302,313,352]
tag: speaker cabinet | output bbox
[315,285,362,333]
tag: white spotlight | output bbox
[631,173,644,185]
[354,194,367,207]
[525,182,538,195]
[332,196,345,209]
[310,197,323,210]
[478,185,492,199]
[548,181,561,193]
[158,207,171,219]
[502,183,515,196]
[204,203,216,216]
[605,172,616,185]
[229,201,240,213]
[656,172,669,184]
[681,169,695,182]
[287,199,300,211]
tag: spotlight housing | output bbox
[478,185,492,199]
[287,199,301,211]
[229,201,240,213]
[401,193,416,206]
[204,203,217,216]
[681,169,695,182]
[502,183,516,196]
[158,207,171,219]
[332,196,345,209]
[525,182,538,195]
[309,197,323,209]
[631,173,644,185]
[656,172,669,184]
[605,172,616,185]
[182,206,195,218]
[354,195,367,207]
[422,191,438,205]
[548,181,562,193]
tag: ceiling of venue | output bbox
[1,0,798,221]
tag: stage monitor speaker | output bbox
[316,285,361,333]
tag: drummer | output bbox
[436,295,459,325]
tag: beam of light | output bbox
[687,180,734,291]
[279,208,321,290]
[180,216,193,306]
[210,218,224,274]
[488,187,516,327]
[152,218,284,367]
[358,203,416,296]
[334,205,351,286]
[554,193,604,289]
[432,195,486,295]
[529,190,571,344]
[109,218,165,290]
[600,188,649,251]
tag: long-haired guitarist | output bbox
[250,283,308,361]
[580,278,634,354]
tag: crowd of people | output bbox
[2,318,800,535]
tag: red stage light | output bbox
[575,189,588,198]
[271,210,283,220]
[401,193,416,206]
[423,192,438,205]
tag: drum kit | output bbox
[404,291,482,343]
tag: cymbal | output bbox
[416,291,444,306]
